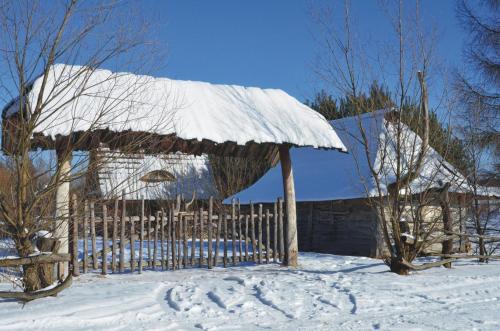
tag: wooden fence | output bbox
[70,196,285,276]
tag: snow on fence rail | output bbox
[70,196,285,275]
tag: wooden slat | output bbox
[147,211,152,268]
[71,195,79,277]
[90,201,98,270]
[237,200,243,263]
[214,211,221,267]
[199,207,204,267]
[191,211,197,266]
[102,204,108,275]
[119,192,126,273]
[258,204,263,264]
[273,202,278,263]
[161,211,165,270]
[244,214,249,262]
[139,198,144,273]
[171,209,176,270]
[112,199,118,273]
[223,213,228,268]
[82,202,88,272]
[265,209,270,264]
[183,214,188,268]
[231,200,237,266]
[130,207,136,272]
[153,213,158,270]
[208,197,213,269]
[250,203,257,263]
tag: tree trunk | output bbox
[389,257,410,275]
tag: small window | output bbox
[139,170,175,183]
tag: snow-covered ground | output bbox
[1,253,499,330]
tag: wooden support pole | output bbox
[112,199,118,273]
[90,201,98,270]
[119,191,126,273]
[208,197,213,269]
[177,212,182,269]
[183,214,188,268]
[191,211,197,266]
[273,202,278,263]
[139,198,145,273]
[199,207,204,267]
[279,145,298,267]
[130,205,136,272]
[83,200,88,274]
[231,200,237,266]
[55,151,71,278]
[171,209,176,270]
[161,211,165,270]
[102,204,108,275]
[71,195,79,277]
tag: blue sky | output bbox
[139,0,466,106]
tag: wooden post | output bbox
[278,198,285,263]
[55,151,71,278]
[208,197,213,269]
[273,201,278,263]
[177,212,182,268]
[231,200,237,266]
[199,207,204,267]
[250,203,257,263]
[223,213,228,268]
[166,208,170,270]
[171,209,176,270]
[83,201,88,274]
[139,198,145,273]
[147,212,152,267]
[258,204,263,264]
[112,199,118,273]
[244,215,249,262]
[214,212,221,267]
[279,145,298,267]
[71,195,79,276]
[265,209,270,264]
[130,209,136,272]
[102,204,108,275]
[237,200,243,262]
[153,213,159,270]
[90,201,98,270]
[119,191,126,273]
[191,211,197,266]
[161,211,165,270]
[183,214,188,268]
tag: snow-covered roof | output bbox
[229,110,471,203]
[4,64,346,151]
[94,149,217,200]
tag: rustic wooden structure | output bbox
[70,196,285,274]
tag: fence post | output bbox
[265,209,270,264]
[130,209,135,272]
[183,213,188,268]
[139,198,144,273]
[250,202,257,263]
[244,214,249,262]
[161,210,165,270]
[171,208,176,270]
[258,204,263,264]
[90,201,97,270]
[273,202,278,263]
[237,199,243,263]
[166,207,171,270]
[153,213,158,270]
[278,198,284,262]
[199,207,204,267]
[223,212,228,268]
[232,200,237,266]
[83,200,88,273]
[208,197,213,269]
[119,191,126,273]
[102,204,108,275]
[112,199,118,273]
[191,211,197,266]
[147,211,152,268]
[214,211,221,267]
[71,194,79,277]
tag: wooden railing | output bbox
[70,196,285,275]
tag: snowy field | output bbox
[1,253,500,331]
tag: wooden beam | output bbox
[279,144,298,267]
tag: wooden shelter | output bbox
[2,64,347,275]
[230,110,481,257]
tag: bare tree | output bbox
[0,0,168,298]
[312,0,466,274]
